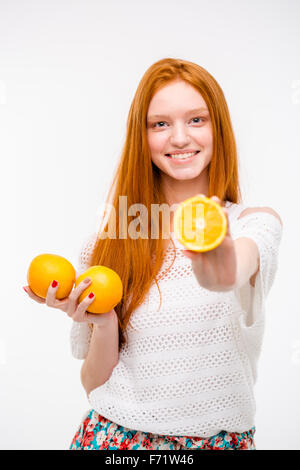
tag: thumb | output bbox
[182,250,200,260]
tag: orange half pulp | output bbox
[174,195,227,252]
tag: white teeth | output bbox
[168,151,198,159]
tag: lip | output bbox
[165,150,200,164]
[165,150,200,156]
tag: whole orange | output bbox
[75,266,123,314]
[27,254,76,299]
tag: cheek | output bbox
[148,133,167,154]
[193,126,213,147]
[203,125,213,147]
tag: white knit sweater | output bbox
[70,201,283,437]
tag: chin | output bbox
[170,168,205,179]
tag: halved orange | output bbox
[173,195,227,252]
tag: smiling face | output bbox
[146,80,213,190]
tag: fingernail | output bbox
[51,280,58,288]
[88,292,94,299]
[23,286,28,292]
[84,278,91,284]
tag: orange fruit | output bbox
[27,254,76,299]
[75,266,123,314]
[174,195,227,252]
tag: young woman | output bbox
[24,58,283,450]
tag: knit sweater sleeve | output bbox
[232,211,283,319]
[231,211,283,373]
[70,232,98,359]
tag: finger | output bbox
[23,286,46,304]
[210,196,229,228]
[45,280,60,307]
[211,195,225,207]
[72,291,96,322]
[182,249,193,258]
[182,249,201,260]
[68,277,92,312]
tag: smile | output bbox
[165,150,200,161]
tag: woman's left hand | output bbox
[182,196,237,292]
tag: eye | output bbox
[191,117,205,123]
[153,121,166,128]
[150,117,205,128]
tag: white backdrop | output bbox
[0,0,299,450]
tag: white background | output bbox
[0,0,299,450]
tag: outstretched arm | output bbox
[182,197,264,292]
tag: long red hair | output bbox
[89,58,242,350]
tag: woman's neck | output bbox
[161,173,209,232]
[162,173,209,207]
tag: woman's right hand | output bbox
[23,277,117,326]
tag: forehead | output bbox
[147,80,208,116]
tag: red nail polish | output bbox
[52,280,58,288]
[88,292,94,299]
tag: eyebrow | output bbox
[147,107,209,120]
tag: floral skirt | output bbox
[69,409,256,450]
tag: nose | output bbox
[169,122,191,147]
